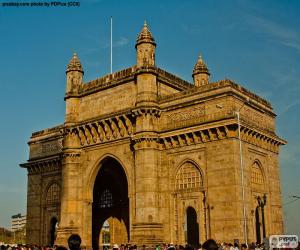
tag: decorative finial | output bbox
[198,54,203,62]
[66,52,84,74]
[135,21,156,48]
[193,54,210,76]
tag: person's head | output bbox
[56,246,68,250]
[203,240,218,250]
[68,234,81,250]
[241,244,247,250]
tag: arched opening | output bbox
[251,161,266,244]
[50,217,57,246]
[99,220,110,250]
[255,207,261,243]
[186,207,199,247]
[92,157,129,250]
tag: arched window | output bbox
[46,183,60,206]
[251,162,264,185]
[176,162,202,190]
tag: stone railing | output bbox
[81,66,136,93]
[158,79,272,109]
[156,67,193,90]
[81,66,194,95]
[32,124,64,138]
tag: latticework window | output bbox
[46,183,60,206]
[100,189,113,208]
[251,162,264,185]
[176,162,202,190]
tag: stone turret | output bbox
[135,21,156,67]
[66,52,84,94]
[192,55,210,87]
[65,52,83,124]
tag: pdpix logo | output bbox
[269,235,298,248]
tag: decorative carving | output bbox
[110,119,120,139]
[90,124,98,143]
[103,120,112,140]
[116,116,127,137]
[97,123,105,142]
[123,115,133,135]
[24,157,61,175]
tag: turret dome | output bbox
[135,21,156,48]
[192,55,210,76]
[66,53,84,74]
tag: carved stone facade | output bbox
[21,23,285,248]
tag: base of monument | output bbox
[130,222,164,246]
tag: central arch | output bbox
[92,157,129,250]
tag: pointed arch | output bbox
[86,153,129,201]
[250,160,265,188]
[45,182,60,206]
[175,159,204,191]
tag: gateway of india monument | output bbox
[20,22,286,249]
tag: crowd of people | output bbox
[1,236,300,250]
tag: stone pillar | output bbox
[131,135,163,245]
[130,59,164,244]
[55,130,82,246]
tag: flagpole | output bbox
[110,16,112,74]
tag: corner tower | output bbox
[65,52,84,125]
[135,21,156,67]
[192,55,210,87]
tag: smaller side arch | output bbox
[250,160,266,189]
[45,182,61,207]
[175,160,204,191]
[175,158,204,178]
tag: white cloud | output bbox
[115,37,129,47]
[278,99,300,116]
[246,15,300,53]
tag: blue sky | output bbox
[0,0,299,237]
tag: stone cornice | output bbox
[71,66,192,99]
[159,79,272,111]
[20,155,61,174]
[132,107,161,117]
[31,124,64,141]
[160,121,285,153]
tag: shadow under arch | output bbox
[185,206,200,247]
[49,216,58,246]
[91,156,129,250]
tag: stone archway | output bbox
[186,206,199,247]
[92,157,129,250]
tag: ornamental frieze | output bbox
[30,139,63,159]
[66,113,133,147]
[241,107,275,133]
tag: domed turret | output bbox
[66,52,84,94]
[192,55,210,87]
[66,52,84,74]
[135,21,156,67]
[135,21,156,48]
